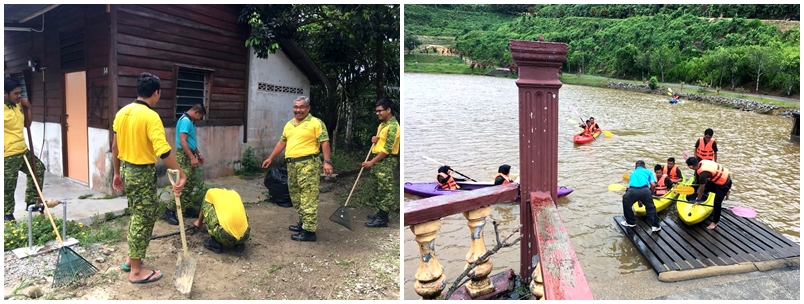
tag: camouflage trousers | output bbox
[4,150,45,216]
[287,157,321,232]
[370,155,399,213]
[202,200,250,246]
[167,152,201,212]
[121,161,159,259]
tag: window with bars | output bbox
[174,68,211,121]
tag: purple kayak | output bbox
[404,182,573,199]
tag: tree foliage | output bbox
[240,5,400,151]
[407,4,800,96]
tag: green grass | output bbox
[404,54,502,76]
[559,74,613,87]
[78,194,93,199]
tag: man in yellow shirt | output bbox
[261,96,333,242]
[362,98,399,228]
[4,77,46,222]
[193,188,250,253]
[112,72,186,284]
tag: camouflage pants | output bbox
[121,161,159,259]
[4,151,45,216]
[371,155,399,213]
[287,157,321,232]
[167,152,201,212]
[202,200,250,246]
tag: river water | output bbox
[401,73,800,299]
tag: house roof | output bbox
[277,38,331,88]
[4,4,59,24]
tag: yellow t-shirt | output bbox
[4,103,27,157]
[372,116,400,155]
[205,188,248,239]
[280,114,329,158]
[112,101,172,165]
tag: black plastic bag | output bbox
[264,167,291,204]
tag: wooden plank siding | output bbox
[115,4,249,127]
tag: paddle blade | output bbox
[603,130,613,137]
[682,152,689,160]
[608,184,627,192]
[329,206,353,231]
[668,88,673,93]
[568,118,579,125]
[674,186,695,195]
[667,92,673,96]
[622,173,630,180]
[174,255,197,297]
[728,206,757,218]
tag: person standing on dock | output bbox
[362,98,400,228]
[620,160,661,232]
[694,128,718,162]
[685,158,732,230]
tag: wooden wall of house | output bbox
[115,4,249,127]
[3,5,110,128]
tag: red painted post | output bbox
[509,39,567,282]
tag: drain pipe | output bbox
[4,5,55,32]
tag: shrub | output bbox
[648,76,658,90]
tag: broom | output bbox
[329,142,376,231]
[23,154,98,286]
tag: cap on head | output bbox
[635,160,646,168]
[498,164,511,175]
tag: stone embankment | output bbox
[606,82,799,117]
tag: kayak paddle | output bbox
[607,184,627,192]
[421,156,477,182]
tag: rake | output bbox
[329,143,376,230]
[23,154,98,286]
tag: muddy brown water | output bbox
[402,73,800,299]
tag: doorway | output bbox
[65,71,88,184]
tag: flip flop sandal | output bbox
[129,270,162,284]
[121,261,144,272]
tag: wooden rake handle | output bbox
[167,169,190,258]
[344,143,376,208]
[23,154,64,246]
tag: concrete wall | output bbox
[88,127,113,193]
[25,122,64,177]
[247,46,312,159]
[157,125,244,187]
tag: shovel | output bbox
[329,143,376,230]
[167,169,196,297]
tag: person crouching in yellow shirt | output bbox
[193,188,250,253]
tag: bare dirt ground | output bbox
[4,174,400,300]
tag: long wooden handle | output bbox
[167,169,190,258]
[344,143,376,207]
[23,154,64,246]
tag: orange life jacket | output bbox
[437,173,459,190]
[495,173,512,185]
[584,122,598,135]
[662,164,681,182]
[654,174,669,195]
[695,137,716,160]
[696,160,730,186]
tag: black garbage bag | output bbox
[264,167,291,204]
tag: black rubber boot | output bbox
[275,201,293,208]
[203,238,224,254]
[289,220,303,232]
[290,229,316,242]
[183,207,200,219]
[163,209,179,225]
[365,211,389,228]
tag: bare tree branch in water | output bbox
[443,221,521,300]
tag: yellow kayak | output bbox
[632,177,693,216]
[677,192,716,226]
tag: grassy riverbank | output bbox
[404,54,515,78]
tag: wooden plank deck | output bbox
[615,208,800,277]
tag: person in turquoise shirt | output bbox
[620,160,661,232]
[164,103,206,225]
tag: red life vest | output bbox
[654,174,669,195]
[495,173,512,185]
[695,137,716,160]
[662,164,681,182]
[696,160,730,186]
[437,173,459,190]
